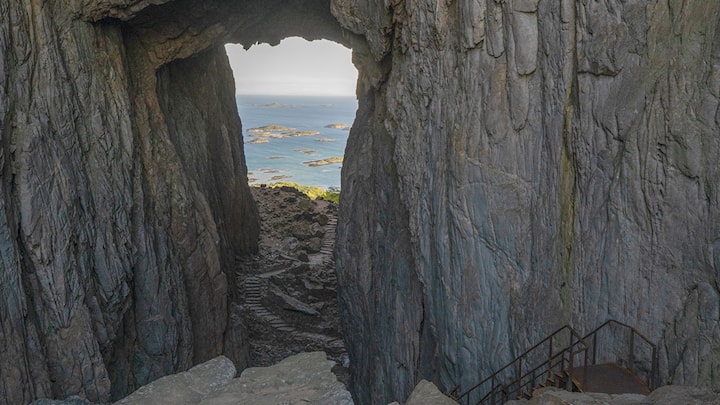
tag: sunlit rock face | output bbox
[2,1,720,404]
[334,1,720,404]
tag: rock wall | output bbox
[334,1,720,404]
[0,1,251,403]
[0,0,354,403]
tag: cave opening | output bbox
[136,0,376,395]
[223,36,358,385]
[225,37,358,188]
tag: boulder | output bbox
[114,356,236,405]
[647,385,720,405]
[401,380,458,405]
[504,386,720,405]
[30,397,96,405]
[199,352,353,405]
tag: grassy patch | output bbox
[253,182,340,203]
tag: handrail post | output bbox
[491,377,496,405]
[548,334,553,381]
[592,333,597,365]
[566,348,574,391]
[582,338,589,388]
[531,368,536,394]
[651,346,659,390]
[517,359,522,397]
[629,330,636,374]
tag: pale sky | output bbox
[225,37,358,96]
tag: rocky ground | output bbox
[232,185,348,383]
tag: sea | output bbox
[237,95,358,190]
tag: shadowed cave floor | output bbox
[233,185,349,385]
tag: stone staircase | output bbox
[238,215,338,335]
[242,275,296,333]
[318,216,337,263]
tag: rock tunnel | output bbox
[2,1,720,404]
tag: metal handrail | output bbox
[454,325,588,404]
[580,319,660,390]
[452,320,659,404]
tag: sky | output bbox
[225,37,358,97]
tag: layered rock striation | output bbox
[0,0,356,403]
[334,1,720,404]
[2,1,720,405]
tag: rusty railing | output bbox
[579,319,660,390]
[453,325,588,405]
[451,319,660,404]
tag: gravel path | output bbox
[233,185,348,384]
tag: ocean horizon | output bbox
[237,94,357,190]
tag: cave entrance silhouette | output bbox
[221,36,359,383]
[225,37,358,188]
[125,0,383,398]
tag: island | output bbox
[302,157,344,167]
[295,148,317,155]
[324,123,351,130]
[281,130,321,137]
[245,138,269,144]
[247,124,296,133]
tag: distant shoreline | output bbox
[238,94,356,190]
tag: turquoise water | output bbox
[237,95,357,189]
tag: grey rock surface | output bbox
[647,385,720,405]
[114,356,236,405]
[199,351,353,405]
[505,388,650,405]
[113,352,352,405]
[333,1,720,403]
[403,380,458,405]
[504,385,720,405]
[30,397,97,405]
[0,1,263,401]
[272,288,321,316]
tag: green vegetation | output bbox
[254,182,340,203]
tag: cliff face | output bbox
[336,1,720,403]
[0,1,246,403]
[0,0,351,402]
[1,1,720,404]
